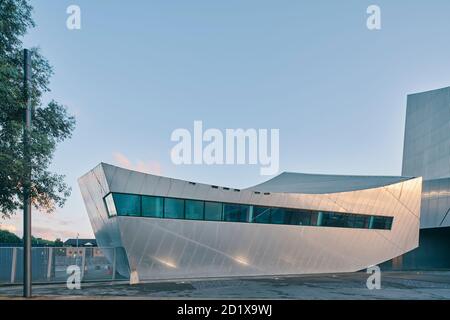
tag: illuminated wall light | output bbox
[154,257,177,269]
[234,256,249,266]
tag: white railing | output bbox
[0,247,128,284]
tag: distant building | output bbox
[63,238,97,247]
[62,239,103,258]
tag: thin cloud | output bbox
[0,224,17,233]
[0,215,93,241]
[113,152,162,175]
[31,226,81,241]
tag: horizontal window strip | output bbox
[103,192,393,231]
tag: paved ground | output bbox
[1,271,450,299]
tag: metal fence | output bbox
[0,247,128,285]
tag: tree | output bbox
[0,229,65,246]
[0,229,21,243]
[31,236,54,246]
[0,0,76,218]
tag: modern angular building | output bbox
[393,86,450,269]
[78,163,422,281]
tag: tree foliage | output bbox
[0,229,66,246]
[0,228,21,243]
[0,0,76,218]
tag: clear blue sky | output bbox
[3,0,450,240]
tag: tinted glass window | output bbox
[223,204,248,222]
[322,212,346,228]
[142,196,163,218]
[205,202,222,221]
[105,193,393,230]
[371,216,392,230]
[352,215,369,228]
[112,193,140,216]
[185,200,204,220]
[271,208,287,224]
[316,211,324,226]
[385,217,393,230]
[253,206,271,224]
[289,210,312,225]
[310,212,319,226]
[240,205,250,222]
[104,194,117,217]
[164,198,184,219]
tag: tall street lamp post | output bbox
[23,48,32,298]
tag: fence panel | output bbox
[0,247,126,285]
[0,248,13,283]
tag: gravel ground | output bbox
[1,271,450,300]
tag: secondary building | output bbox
[389,86,450,269]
